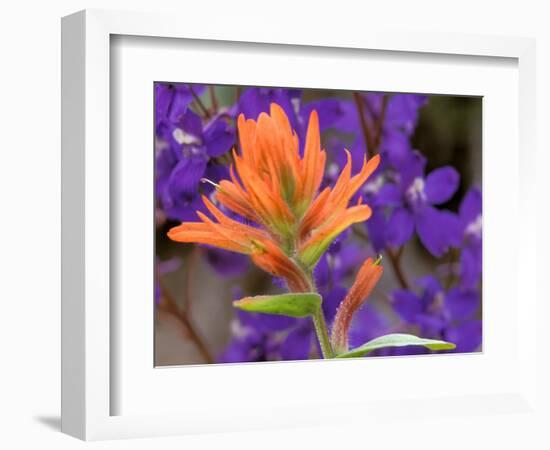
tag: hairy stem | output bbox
[312,307,334,359]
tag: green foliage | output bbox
[233,293,322,318]
[335,333,456,358]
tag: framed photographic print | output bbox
[62,8,541,442]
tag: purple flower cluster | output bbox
[155,83,248,275]
[155,84,482,362]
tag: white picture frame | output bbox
[61,9,541,442]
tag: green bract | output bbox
[233,293,322,318]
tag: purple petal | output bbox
[155,83,203,125]
[445,320,482,353]
[392,289,422,323]
[416,313,447,335]
[395,150,427,189]
[348,304,390,349]
[445,288,479,321]
[459,187,482,229]
[162,193,205,222]
[301,98,348,131]
[236,309,296,333]
[322,99,359,133]
[333,246,369,280]
[203,118,234,157]
[380,130,414,170]
[425,167,460,205]
[280,327,312,360]
[155,145,178,194]
[385,94,428,134]
[218,340,253,363]
[238,88,302,133]
[366,206,389,253]
[166,154,208,202]
[385,207,415,248]
[415,206,459,257]
[389,345,430,356]
[373,183,402,207]
[177,109,204,141]
[205,249,249,276]
[416,275,443,301]
[321,285,347,322]
[314,253,330,288]
[460,243,482,289]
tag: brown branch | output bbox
[353,92,375,158]
[157,280,214,364]
[386,248,410,290]
[235,86,242,104]
[188,84,211,119]
[373,95,390,151]
[208,86,219,112]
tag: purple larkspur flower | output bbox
[366,150,461,257]
[331,93,428,172]
[218,309,286,363]
[155,83,205,131]
[155,82,234,222]
[157,109,235,221]
[392,275,481,353]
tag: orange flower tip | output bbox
[200,177,220,189]
[309,109,319,122]
[270,102,284,115]
[373,254,383,266]
[369,154,381,168]
[166,225,184,240]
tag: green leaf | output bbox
[335,333,456,358]
[233,293,322,318]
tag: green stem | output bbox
[301,271,334,359]
[312,307,334,359]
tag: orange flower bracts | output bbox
[168,103,380,292]
[330,257,383,353]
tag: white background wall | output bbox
[0,1,547,449]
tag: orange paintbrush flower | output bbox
[168,102,380,291]
[330,257,384,353]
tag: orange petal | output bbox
[299,204,372,268]
[167,222,248,254]
[251,239,311,293]
[300,110,323,202]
